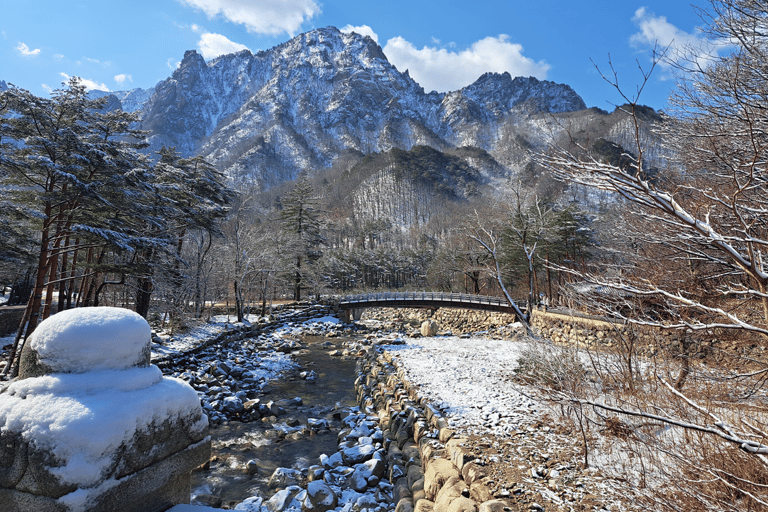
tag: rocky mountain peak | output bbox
[126,26,590,189]
[460,72,586,114]
[181,49,207,67]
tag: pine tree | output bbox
[0,79,149,335]
[278,176,325,301]
[132,147,233,318]
[0,81,233,377]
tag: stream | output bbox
[190,335,360,508]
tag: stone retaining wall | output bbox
[530,308,681,353]
[355,349,515,512]
[358,304,683,352]
[360,307,519,336]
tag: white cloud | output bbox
[177,0,320,36]
[60,73,109,92]
[114,74,133,84]
[167,58,180,70]
[630,7,729,69]
[382,35,550,93]
[197,32,250,59]
[340,24,378,43]
[16,42,41,57]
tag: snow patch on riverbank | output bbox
[383,335,541,436]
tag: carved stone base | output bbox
[0,437,210,512]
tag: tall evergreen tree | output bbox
[0,79,147,336]
[279,176,325,301]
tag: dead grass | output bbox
[516,327,768,511]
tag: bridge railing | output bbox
[339,291,517,309]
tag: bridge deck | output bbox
[338,292,520,314]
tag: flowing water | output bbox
[190,335,359,507]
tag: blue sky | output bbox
[2,0,712,110]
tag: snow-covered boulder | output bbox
[0,307,210,512]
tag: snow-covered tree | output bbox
[0,81,234,377]
[132,147,232,319]
[0,79,148,337]
[279,176,325,301]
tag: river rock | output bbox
[266,488,302,512]
[342,443,376,465]
[308,418,329,431]
[307,465,325,482]
[320,452,344,469]
[222,396,245,415]
[269,467,302,488]
[349,467,370,492]
[303,480,338,512]
[355,493,380,511]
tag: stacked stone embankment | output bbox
[360,305,688,356]
[361,308,520,337]
[530,308,686,356]
[355,350,517,512]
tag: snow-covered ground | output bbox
[382,335,541,437]
[151,314,265,357]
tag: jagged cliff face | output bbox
[120,26,587,189]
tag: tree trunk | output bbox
[63,239,81,310]
[24,203,53,339]
[82,247,107,307]
[135,277,153,319]
[294,255,302,301]
[546,253,552,305]
[234,280,244,323]
[42,243,61,319]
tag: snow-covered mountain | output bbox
[91,87,154,113]
[115,26,588,189]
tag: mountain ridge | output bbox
[99,26,585,189]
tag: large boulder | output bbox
[420,320,439,337]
